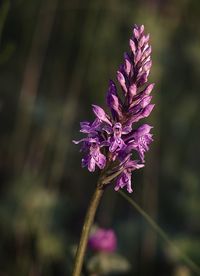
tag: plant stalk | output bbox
[72,182,104,276]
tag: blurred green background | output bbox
[0,0,200,275]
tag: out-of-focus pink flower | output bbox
[88,228,117,253]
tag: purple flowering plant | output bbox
[72,24,155,276]
[72,25,200,276]
[73,24,154,193]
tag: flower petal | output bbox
[117,71,127,93]
[88,157,96,172]
[103,124,113,134]
[122,125,132,134]
[124,52,132,76]
[142,104,155,117]
[129,39,136,55]
[144,83,154,95]
[92,104,112,126]
[96,153,106,170]
[72,138,87,144]
[133,124,153,139]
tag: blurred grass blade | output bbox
[0,0,10,42]
[119,190,200,275]
[13,0,58,173]
[49,0,103,186]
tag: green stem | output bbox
[72,183,104,276]
[119,190,200,275]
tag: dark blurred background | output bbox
[0,0,200,275]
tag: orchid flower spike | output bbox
[73,24,155,193]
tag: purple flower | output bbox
[103,123,131,153]
[114,159,144,193]
[88,228,117,252]
[92,105,112,126]
[125,124,153,162]
[73,138,106,172]
[80,119,101,135]
[73,24,155,193]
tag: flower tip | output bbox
[72,140,79,144]
[140,95,152,108]
[117,71,125,82]
[139,24,144,33]
[133,23,139,29]
[133,24,144,38]
[117,71,128,93]
[124,51,129,59]
[144,83,155,95]
[109,79,115,86]
[114,186,120,192]
[127,187,133,193]
[143,104,155,117]
[138,123,149,130]
[92,104,112,126]
[129,39,136,54]
[92,104,104,116]
[92,104,98,109]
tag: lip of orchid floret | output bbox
[73,24,154,193]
